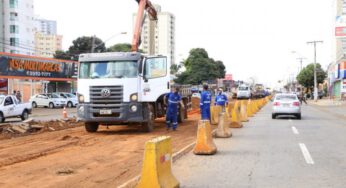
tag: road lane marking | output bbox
[299,143,314,164]
[291,126,299,135]
[289,119,292,122]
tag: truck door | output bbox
[3,96,15,117]
[140,56,170,102]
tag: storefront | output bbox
[0,52,78,102]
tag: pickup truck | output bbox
[0,95,32,123]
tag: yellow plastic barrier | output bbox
[230,100,243,128]
[136,136,179,188]
[191,96,200,110]
[215,112,232,138]
[193,120,217,155]
[240,100,249,122]
[247,100,254,117]
[211,105,222,125]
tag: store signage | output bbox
[0,53,77,80]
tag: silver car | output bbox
[272,93,301,119]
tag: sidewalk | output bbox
[308,98,346,107]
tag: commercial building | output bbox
[34,18,57,35]
[133,4,176,64]
[34,32,63,58]
[332,0,346,99]
[0,0,35,55]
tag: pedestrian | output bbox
[165,86,183,131]
[200,84,212,120]
[16,91,22,103]
[214,87,228,112]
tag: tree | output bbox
[68,36,106,55]
[107,43,132,52]
[175,48,226,84]
[170,63,181,75]
[296,63,326,90]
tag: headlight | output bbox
[78,95,84,103]
[130,105,137,112]
[130,93,138,101]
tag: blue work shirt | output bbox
[200,90,211,108]
[166,92,182,112]
[215,93,228,106]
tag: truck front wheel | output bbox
[141,104,155,132]
[85,122,99,133]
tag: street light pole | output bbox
[307,40,323,102]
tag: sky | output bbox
[35,0,336,89]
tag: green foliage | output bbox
[170,63,181,75]
[175,48,226,84]
[107,43,132,52]
[296,63,326,89]
[69,36,106,55]
[53,50,72,60]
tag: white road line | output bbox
[291,126,299,135]
[299,143,314,164]
[288,119,292,122]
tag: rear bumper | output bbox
[77,102,144,124]
[272,107,301,114]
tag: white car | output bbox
[237,84,251,99]
[272,93,301,119]
[54,92,78,108]
[0,95,32,123]
[30,93,67,109]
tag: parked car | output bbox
[237,84,251,99]
[30,93,67,109]
[54,92,78,108]
[0,95,32,123]
[272,93,301,120]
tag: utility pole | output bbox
[296,57,305,72]
[307,40,323,102]
[91,35,96,53]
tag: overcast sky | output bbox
[35,0,336,88]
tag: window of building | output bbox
[10,25,19,33]
[10,38,19,46]
[10,12,18,21]
[9,0,18,8]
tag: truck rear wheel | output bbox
[0,112,5,123]
[141,104,155,132]
[85,122,99,132]
[21,110,29,121]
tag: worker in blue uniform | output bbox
[165,86,183,131]
[214,88,228,112]
[200,84,212,120]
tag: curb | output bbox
[117,141,196,188]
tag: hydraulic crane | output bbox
[131,0,158,52]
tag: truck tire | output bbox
[0,112,5,123]
[85,122,99,132]
[21,110,29,121]
[177,105,185,123]
[67,101,73,108]
[141,103,155,132]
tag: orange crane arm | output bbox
[131,0,158,52]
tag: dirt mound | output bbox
[0,118,84,140]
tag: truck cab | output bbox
[237,84,251,99]
[77,52,172,132]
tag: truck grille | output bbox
[89,85,123,105]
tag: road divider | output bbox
[211,106,222,125]
[229,101,243,128]
[136,136,179,188]
[214,112,232,138]
[193,120,217,155]
[240,100,249,122]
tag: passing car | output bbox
[0,95,32,123]
[30,93,67,109]
[54,92,78,108]
[272,93,301,119]
[237,84,251,99]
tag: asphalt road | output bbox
[173,103,346,188]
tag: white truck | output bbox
[77,53,188,132]
[0,95,32,123]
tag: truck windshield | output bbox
[79,61,138,79]
[239,87,248,90]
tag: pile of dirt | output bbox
[0,118,84,140]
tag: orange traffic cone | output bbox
[63,106,68,119]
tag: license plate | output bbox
[100,109,112,115]
[283,104,289,107]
